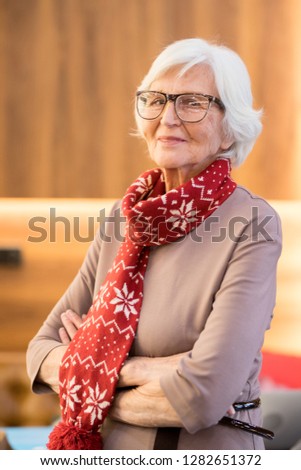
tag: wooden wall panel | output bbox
[0,0,300,199]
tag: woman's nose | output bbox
[160,101,181,126]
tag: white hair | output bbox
[135,38,262,167]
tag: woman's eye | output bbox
[150,98,164,106]
[188,101,201,108]
[183,99,206,108]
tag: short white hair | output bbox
[135,38,262,167]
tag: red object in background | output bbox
[260,351,301,389]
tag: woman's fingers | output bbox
[59,327,71,344]
[60,310,86,341]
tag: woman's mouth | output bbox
[157,136,186,145]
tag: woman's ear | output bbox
[220,128,235,151]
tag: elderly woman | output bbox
[26,38,282,450]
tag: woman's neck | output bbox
[162,157,217,191]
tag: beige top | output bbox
[26,186,282,449]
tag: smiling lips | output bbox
[157,136,186,145]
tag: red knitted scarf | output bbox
[47,158,236,450]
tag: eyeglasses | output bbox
[136,91,225,123]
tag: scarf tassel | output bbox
[47,422,103,450]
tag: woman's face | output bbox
[138,64,233,182]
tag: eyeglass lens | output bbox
[136,92,210,122]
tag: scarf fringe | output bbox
[47,422,103,450]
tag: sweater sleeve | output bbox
[26,200,123,393]
[26,227,102,393]
[160,204,282,433]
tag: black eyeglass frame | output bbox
[136,91,226,123]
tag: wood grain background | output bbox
[0,0,301,199]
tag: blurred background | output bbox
[0,0,301,448]
[1,0,301,199]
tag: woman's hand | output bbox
[118,353,187,388]
[110,379,182,427]
[113,354,236,427]
[38,346,68,394]
[110,378,235,427]
[110,354,184,427]
[108,354,186,427]
[59,310,87,343]
[37,310,86,393]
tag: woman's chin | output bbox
[150,152,188,170]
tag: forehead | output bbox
[150,64,218,95]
